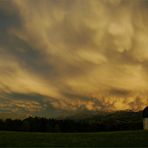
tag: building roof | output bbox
[143,106,148,118]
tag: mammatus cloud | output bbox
[0,0,148,118]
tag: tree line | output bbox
[0,111,143,132]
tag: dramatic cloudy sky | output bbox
[0,0,148,118]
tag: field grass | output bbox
[0,130,148,147]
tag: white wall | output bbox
[143,118,148,130]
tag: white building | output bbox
[143,106,148,130]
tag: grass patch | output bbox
[0,130,147,147]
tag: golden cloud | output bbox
[0,0,148,117]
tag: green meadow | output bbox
[0,130,148,147]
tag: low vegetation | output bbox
[0,110,143,132]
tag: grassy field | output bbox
[0,130,148,147]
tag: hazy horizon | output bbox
[0,0,148,118]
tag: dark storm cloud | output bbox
[0,3,56,80]
[0,1,21,29]
[108,88,131,97]
[0,92,71,118]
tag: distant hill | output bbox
[65,110,143,123]
[0,113,27,120]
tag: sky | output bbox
[0,0,148,119]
